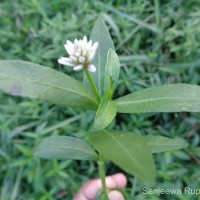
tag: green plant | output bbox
[1,17,200,199]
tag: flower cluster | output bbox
[58,36,98,72]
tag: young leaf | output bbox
[93,98,117,131]
[114,84,200,113]
[104,49,120,99]
[145,136,188,153]
[90,130,156,185]
[34,136,98,161]
[0,60,98,110]
[84,17,115,97]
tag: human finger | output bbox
[73,173,127,200]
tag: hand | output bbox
[74,173,127,200]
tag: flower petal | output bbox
[79,56,85,63]
[75,51,81,57]
[58,57,74,66]
[66,40,74,47]
[91,42,98,52]
[87,64,96,73]
[73,64,83,71]
[74,39,79,45]
[82,36,87,46]
[64,44,74,55]
[88,51,96,61]
[82,49,87,56]
[70,55,77,62]
[86,40,92,50]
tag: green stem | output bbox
[84,70,101,103]
[98,156,109,200]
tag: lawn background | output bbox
[0,0,200,199]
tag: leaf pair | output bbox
[34,131,187,185]
[1,61,200,115]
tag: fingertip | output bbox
[105,173,127,189]
[108,190,124,200]
[74,179,101,200]
[111,173,127,188]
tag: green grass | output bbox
[1,0,200,199]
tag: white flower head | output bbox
[58,36,98,73]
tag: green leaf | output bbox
[84,17,114,97]
[114,84,200,113]
[104,49,120,99]
[90,130,156,185]
[34,136,98,161]
[93,98,117,131]
[0,60,98,110]
[145,136,188,153]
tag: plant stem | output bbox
[84,70,101,103]
[98,156,109,200]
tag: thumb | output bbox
[108,190,124,200]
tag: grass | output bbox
[1,0,200,199]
